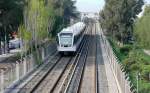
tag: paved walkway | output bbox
[0,49,21,69]
[144,50,150,56]
[96,32,109,93]
[79,23,121,93]
[0,49,21,62]
[97,22,120,93]
[80,24,96,93]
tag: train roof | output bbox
[59,22,85,36]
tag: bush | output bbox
[120,45,132,55]
[122,49,150,92]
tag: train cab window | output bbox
[60,33,73,47]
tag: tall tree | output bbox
[100,0,144,44]
[134,5,150,49]
[0,0,24,54]
[50,0,79,36]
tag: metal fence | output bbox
[101,32,135,93]
[0,42,56,93]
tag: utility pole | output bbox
[136,72,140,93]
[137,73,138,93]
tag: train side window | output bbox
[73,27,85,45]
[56,36,59,44]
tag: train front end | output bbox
[57,32,76,52]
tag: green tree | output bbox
[0,0,24,54]
[134,5,150,49]
[50,0,79,36]
[20,0,55,64]
[100,0,144,44]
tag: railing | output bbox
[100,29,135,93]
[0,42,56,93]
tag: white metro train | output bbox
[57,22,86,54]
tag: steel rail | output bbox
[50,24,90,93]
[64,24,92,93]
[18,53,62,93]
[31,57,72,93]
[55,27,89,93]
[5,48,58,93]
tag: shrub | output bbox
[120,45,132,55]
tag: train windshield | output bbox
[60,33,73,46]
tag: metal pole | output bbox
[42,47,45,60]
[23,58,27,75]
[0,69,4,93]
[136,72,139,93]
[16,61,20,81]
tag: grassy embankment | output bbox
[108,38,150,92]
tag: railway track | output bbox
[6,24,97,93]
[63,24,93,93]
[18,54,62,93]
[51,29,88,93]
[95,23,99,93]
[30,25,91,93]
[5,43,58,93]
[31,57,73,93]
[78,23,97,93]
[51,25,91,93]
[50,37,88,93]
[33,24,92,93]
[95,22,109,93]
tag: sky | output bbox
[76,0,150,13]
[138,0,150,17]
[146,0,150,4]
[75,0,105,13]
